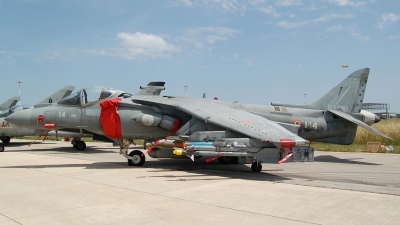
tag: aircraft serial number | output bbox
[304,121,318,129]
[59,112,66,118]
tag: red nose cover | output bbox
[100,98,122,139]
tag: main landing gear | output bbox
[218,156,262,172]
[0,136,10,152]
[72,138,86,151]
[1,136,10,144]
[127,150,146,166]
[251,161,262,172]
[119,139,146,167]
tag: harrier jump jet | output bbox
[6,68,391,171]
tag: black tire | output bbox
[0,144,4,152]
[1,136,10,144]
[128,150,146,166]
[218,156,238,164]
[251,162,262,172]
[75,141,86,151]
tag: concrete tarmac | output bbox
[0,139,399,225]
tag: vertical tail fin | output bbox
[271,68,370,113]
[34,85,75,108]
[0,96,19,110]
[308,68,369,113]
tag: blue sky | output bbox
[1,0,399,112]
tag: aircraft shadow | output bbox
[1,144,289,181]
[1,141,34,147]
[2,140,73,147]
[314,155,381,165]
[0,158,290,182]
[130,157,290,182]
[2,145,117,154]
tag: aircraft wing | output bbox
[0,96,19,110]
[328,109,392,140]
[132,97,308,148]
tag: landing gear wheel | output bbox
[218,156,238,164]
[74,141,86,151]
[0,144,4,152]
[127,150,146,166]
[1,136,10,144]
[251,162,262,172]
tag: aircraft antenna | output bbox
[17,80,22,105]
[184,85,188,97]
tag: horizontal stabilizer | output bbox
[328,109,392,140]
[135,81,166,96]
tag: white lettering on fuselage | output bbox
[304,121,318,130]
[59,111,66,118]
[328,104,350,112]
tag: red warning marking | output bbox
[43,123,56,129]
[146,140,160,153]
[165,119,180,139]
[206,153,224,163]
[281,138,294,149]
[278,152,294,164]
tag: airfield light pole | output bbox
[304,94,307,104]
[17,80,22,105]
[184,86,188,97]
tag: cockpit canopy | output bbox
[58,86,128,106]
[0,105,32,118]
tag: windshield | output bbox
[0,108,13,118]
[0,105,31,118]
[58,86,119,106]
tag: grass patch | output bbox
[312,119,400,154]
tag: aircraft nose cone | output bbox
[374,115,381,123]
[5,110,31,127]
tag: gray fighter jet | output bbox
[5,68,391,171]
[0,82,166,151]
[0,85,75,145]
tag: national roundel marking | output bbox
[294,119,301,126]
